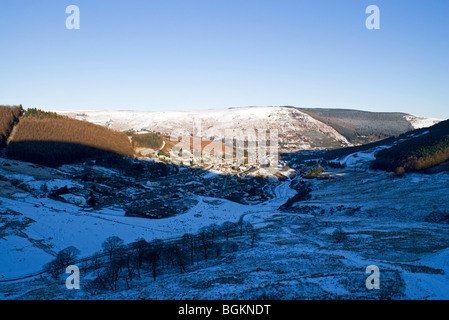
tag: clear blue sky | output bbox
[1,0,448,118]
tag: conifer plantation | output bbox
[6,113,134,167]
[132,133,163,149]
[372,119,449,173]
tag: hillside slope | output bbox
[300,108,442,144]
[371,119,449,173]
[55,106,441,153]
[6,116,134,167]
[54,107,351,152]
[1,139,449,299]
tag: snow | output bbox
[402,248,449,299]
[0,186,289,279]
[201,171,220,179]
[337,148,381,168]
[52,106,351,149]
[404,115,443,129]
[402,271,449,300]
[0,236,53,279]
[3,174,35,183]
[27,179,83,191]
[1,143,449,299]
[60,194,87,205]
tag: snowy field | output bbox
[1,151,449,300]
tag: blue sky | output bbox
[0,0,448,118]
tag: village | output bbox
[15,150,297,220]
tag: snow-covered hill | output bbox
[1,136,449,299]
[1,106,448,300]
[53,107,352,152]
[404,114,442,129]
[53,106,443,152]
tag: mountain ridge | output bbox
[52,106,443,153]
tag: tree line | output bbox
[132,132,163,149]
[44,220,260,295]
[23,108,67,120]
[371,119,449,173]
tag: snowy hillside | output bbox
[404,114,443,129]
[1,135,449,299]
[53,107,352,152]
[1,107,448,300]
[53,106,443,152]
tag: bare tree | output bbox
[207,223,220,241]
[221,221,237,241]
[102,236,125,261]
[172,244,188,274]
[144,239,163,281]
[131,238,148,278]
[121,251,138,289]
[250,228,260,248]
[182,233,196,266]
[198,228,212,261]
[98,263,120,291]
[84,277,105,296]
[45,246,80,278]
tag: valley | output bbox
[1,131,448,299]
[2,0,448,304]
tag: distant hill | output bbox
[53,106,442,153]
[300,108,441,145]
[371,119,449,174]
